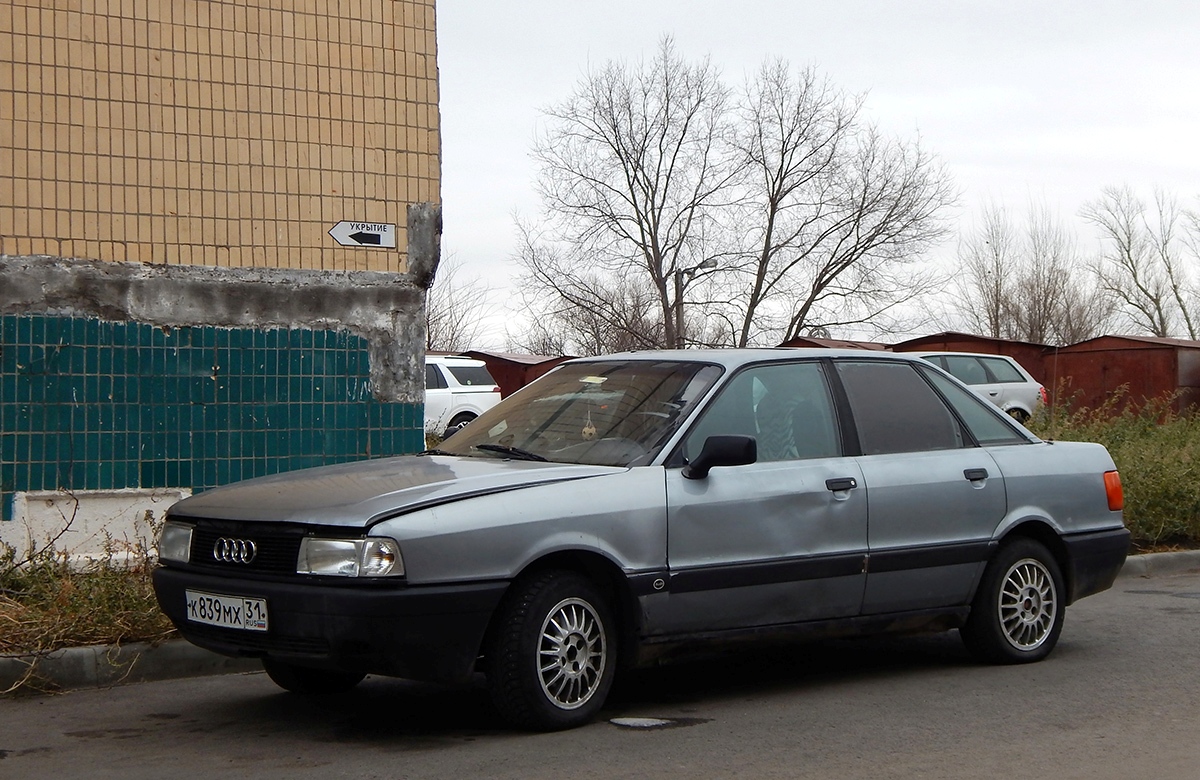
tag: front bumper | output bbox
[153,567,508,684]
[1062,526,1131,604]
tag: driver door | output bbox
[647,361,868,636]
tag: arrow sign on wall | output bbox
[328,221,397,248]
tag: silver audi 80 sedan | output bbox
[153,350,1130,731]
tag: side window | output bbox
[942,356,989,385]
[683,362,840,463]
[836,361,963,455]
[425,364,447,389]
[921,368,1029,446]
[979,356,1026,383]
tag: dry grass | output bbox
[0,539,176,692]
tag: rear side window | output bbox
[835,361,963,454]
[921,368,1029,446]
[979,356,1026,383]
[446,365,496,386]
[942,356,989,385]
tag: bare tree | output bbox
[1082,186,1198,339]
[425,254,496,352]
[1010,206,1096,344]
[726,60,956,345]
[511,224,669,356]
[519,42,956,350]
[953,203,1111,345]
[524,38,734,349]
[955,204,1019,338]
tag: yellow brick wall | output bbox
[0,0,439,273]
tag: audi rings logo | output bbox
[213,537,258,564]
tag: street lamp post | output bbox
[673,258,717,348]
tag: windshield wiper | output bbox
[418,448,462,457]
[474,444,548,462]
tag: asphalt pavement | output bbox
[6,564,1200,779]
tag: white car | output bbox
[916,352,1046,422]
[425,355,501,437]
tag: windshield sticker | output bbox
[579,376,608,384]
[488,420,509,438]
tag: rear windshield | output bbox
[446,365,497,386]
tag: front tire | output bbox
[262,658,365,694]
[487,570,616,731]
[962,538,1065,664]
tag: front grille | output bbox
[188,521,306,575]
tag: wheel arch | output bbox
[479,549,641,674]
[1003,403,1033,422]
[995,519,1073,600]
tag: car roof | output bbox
[564,348,930,371]
[427,355,487,365]
[915,351,1021,360]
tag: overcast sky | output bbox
[435,1,1200,345]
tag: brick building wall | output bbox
[0,0,439,270]
[0,0,441,556]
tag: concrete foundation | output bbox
[1,488,187,565]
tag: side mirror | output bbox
[682,435,757,480]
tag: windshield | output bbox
[435,360,723,466]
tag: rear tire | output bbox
[487,570,616,731]
[443,413,477,438]
[262,659,365,694]
[962,538,1064,664]
[1007,408,1031,424]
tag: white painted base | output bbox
[1,488,190,565]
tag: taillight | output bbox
[1104,470,1124,511]
[1039,386,1049,406]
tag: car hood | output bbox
[167,455,624,527]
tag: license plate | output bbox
[185,589,269,632]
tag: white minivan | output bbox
[424,355,502,437]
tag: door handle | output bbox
[826,477,858,492]
[964,468,988,481]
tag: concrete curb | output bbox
[0,639,259,694]
[1116,549,1200,580]
[4,550,1200,695]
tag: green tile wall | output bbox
[0,314,422,519]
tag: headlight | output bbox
[157,521,193,563]
[297,537,404,577]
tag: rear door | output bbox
[833,359,1007,615]
[940,354,1006,408]
[976,355,1038,414]
[652,360,868,636]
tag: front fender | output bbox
[373,467,668,585]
